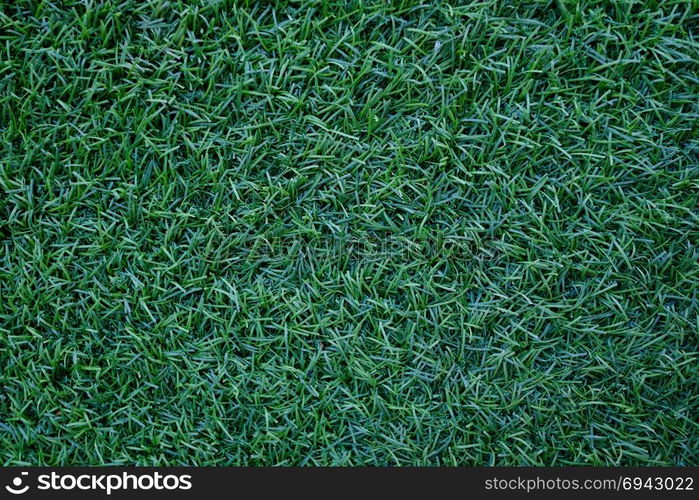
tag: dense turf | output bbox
[0,0,698,466]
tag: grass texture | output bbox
[1,0,698,466]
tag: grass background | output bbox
[0,0,697,465]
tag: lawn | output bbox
[0,0,697,465]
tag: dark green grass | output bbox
[1,0,698,465]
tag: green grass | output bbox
[1,0,698,466]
